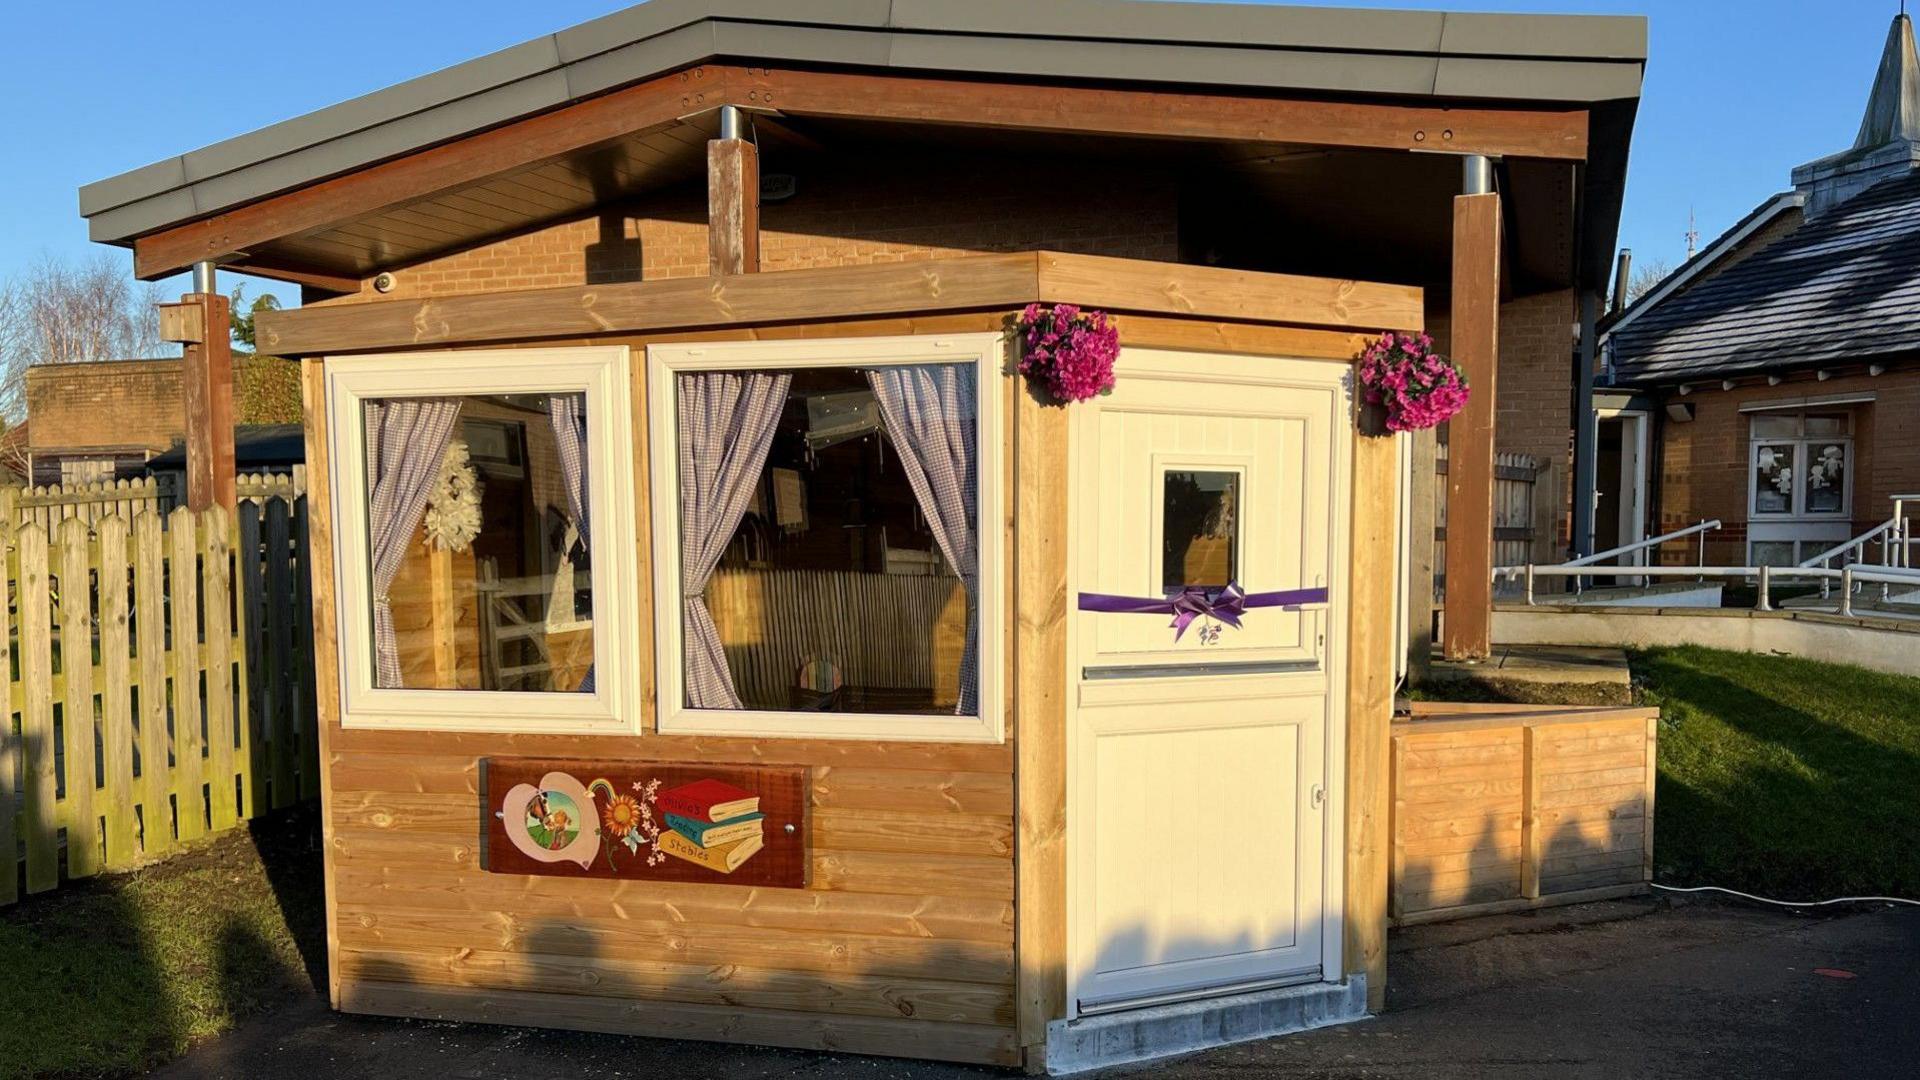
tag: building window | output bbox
[324,347,639,734]
[1748,411,1851,520]
[648,335,1006,743]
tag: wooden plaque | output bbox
[482,758,808,888]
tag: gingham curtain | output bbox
[549,393,594,693]
[366,398,463,689]
[678,371,791,708]
[867,364,978,715]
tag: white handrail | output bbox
[1558,518,1721,570]
[1798,518,1896,569]
[1505,562,1920,610]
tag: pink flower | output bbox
[1357,333,1468,432]
[1017,304,1118,403]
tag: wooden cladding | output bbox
[1389,704,1658,925]
[256,251,1423,357]
[133,63,1588,280]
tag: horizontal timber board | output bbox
[257,252,1421,355]
[327,729,1017,772]
[1394,829,1523,858]
[1392,883,1649,926]
[328,824,1012,897]
[330,865,1013,942]
[1394,708,1657,736]
[335,945,1014,1026]
[327,757,1013,809]
[330,793,1012,858]
[334,903,1014,985]
[339,979,1020,1066]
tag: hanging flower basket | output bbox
[1358,331,1469,433]
[1016,303,1118,403]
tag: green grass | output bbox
[0,808,325,1079]
[1416,645,1920,900]
[1638,646,1920,901]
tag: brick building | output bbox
[23,355,302,486]
[1601,12,1920,568]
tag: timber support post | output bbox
[1442,156,1500,661]
[708,105,760,276]
[159,263,236,512]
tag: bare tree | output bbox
[0,253,172,419]
[1624,257,1675,305]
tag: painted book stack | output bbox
[656,778,765,873]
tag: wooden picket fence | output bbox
[0,495,317,907]
[0,468,305,536]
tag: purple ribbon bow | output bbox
[1078,582,1330,642]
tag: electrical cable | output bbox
[1650,883,1920,908]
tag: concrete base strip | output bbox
[1044,976,1369,1075]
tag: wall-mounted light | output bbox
[1666,401,1696,423]
[372,271,397,294]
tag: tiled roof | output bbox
[1608,169,1920,384]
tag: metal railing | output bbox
[1497,519,1720,598]
[1502,561,1920,614]
[1795,494,1920,599]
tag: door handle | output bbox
[1310,783,1325,810]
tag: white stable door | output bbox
[1068,349,1348,1014]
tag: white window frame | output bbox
[1747,410,1853,522]
[647,334,1006,743]
[324,346,641,734]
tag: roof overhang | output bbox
[80,0,1646,290]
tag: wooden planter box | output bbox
[1389,703,1658,925]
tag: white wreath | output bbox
[423,439,483,552]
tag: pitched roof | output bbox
[77,0,1646,249]
[1607,169,1920,385]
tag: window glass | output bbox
[1805,442,1848,514]
[1750,414,1801,439]
[1751,541,1797,568]
[363,392,593,692]
[1803,412,1849,437]
[677,365,977,716]
[1162,470,1240,591]
[1753,443,1794,515]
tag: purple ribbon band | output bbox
[1077,582,1330,642]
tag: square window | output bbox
[649,336,1006,743]
[361,393,593,692]
[325,347,638,733]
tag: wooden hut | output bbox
[78,1,1645,1071]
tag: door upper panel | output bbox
[1074,350,1344,671]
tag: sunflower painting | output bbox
[590,776,666,868]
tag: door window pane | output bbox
[1805,442,1848,514]
[1751,541,1797,567]
[1753,443,1794,515]
[1162,470,1240,591]
[364,392,594,692]
[1751,414,1800,439]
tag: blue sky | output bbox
[0,0,1904,307]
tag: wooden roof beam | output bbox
[253,251,1423,357]
[134,64,1589,281]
